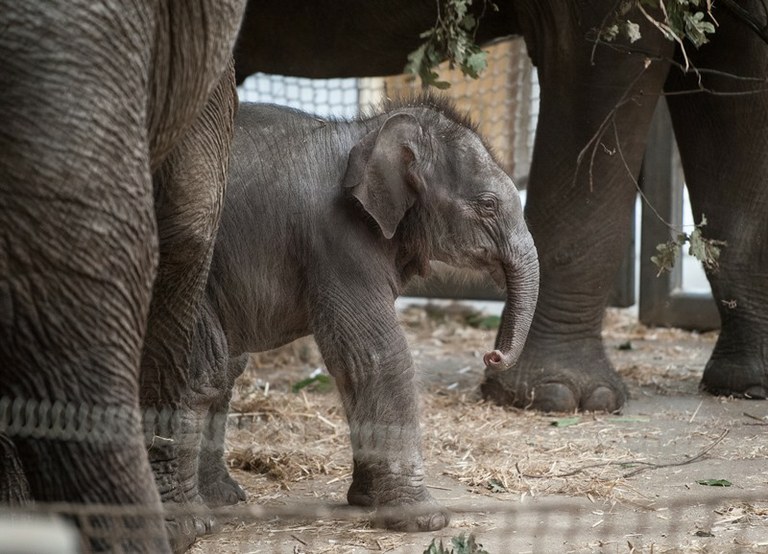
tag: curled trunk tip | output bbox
[483,348,516,371]
[487,238,539,371]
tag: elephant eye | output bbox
[477,194,498,215]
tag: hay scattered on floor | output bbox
[187,303,768,553]
[223,304,723,509]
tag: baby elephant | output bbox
[192,96,539,531]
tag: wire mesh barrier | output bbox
[0,396,141,445]
[237,38,540,185]
[1,488,767,552]
[2,386,768,552]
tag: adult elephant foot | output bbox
[347,462,450,532]
[481,339,627,413]
[700,331,768,399]
[198,465,247,507]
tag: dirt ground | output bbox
[190,304,768,554]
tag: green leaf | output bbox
[432,78,452,90]
[462,50,488,78]
[291,374,332,393]
[452,533,490,554]
[651,239,681,276]
[601,24,620,41]
[404,0,494,87]
[461,13,477,31]
[486,478,507,493]
[688,215,726,272]
[466,313,500,330]
[624,20,642,43]
[684,10,716,47]
[696,479,732,487]
[601,1,717,50]
[551,416,581,428]
[651,215,725,275]
[405,43,428,77]
[424,539,445,554]
[423,533,489,554]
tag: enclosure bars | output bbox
[639,100,719,330]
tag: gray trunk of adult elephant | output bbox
[483,238,539,371]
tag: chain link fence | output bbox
[237,39,539,186]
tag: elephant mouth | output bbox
[488,265,506,290]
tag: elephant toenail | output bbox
[530,383,577,412]
[430,513,449,530]
[582,386,620,413]
[743,386,767,399]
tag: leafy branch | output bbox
[651,214,727,275]
[407,0,728,274]
[424,533,489,554]
[600,0,717,70]
[405,0,497,88]
[583,98,727,277]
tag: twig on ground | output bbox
[519,429,729,479]
[291,534,308,546]
[743,412,768,425]
[622,428,728,477]
[688,399,704,423]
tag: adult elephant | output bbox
[1,1,246,552]
[234,0,768,412]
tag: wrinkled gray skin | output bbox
[192,99,538,530]
[0,1,245,552]
[235,0,768,412]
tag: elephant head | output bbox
[343,97,539,371]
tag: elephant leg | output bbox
[482,4,675,412]
[198,351,248,507]
[139,63,237,552]
[311,280,449,532]
[0,4,168,551]
[665,5,768,399]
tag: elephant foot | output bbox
[347,465,450,532]
[372,496,451,532]
[199,471,247,507]
[152,457,216,552]
[699,321,768,399]
[481,339,627,413]
[164,495,218,554]
[701,353,768,399]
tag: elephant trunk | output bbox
[483,232,539,371]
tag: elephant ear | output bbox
[343,113,425,239]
